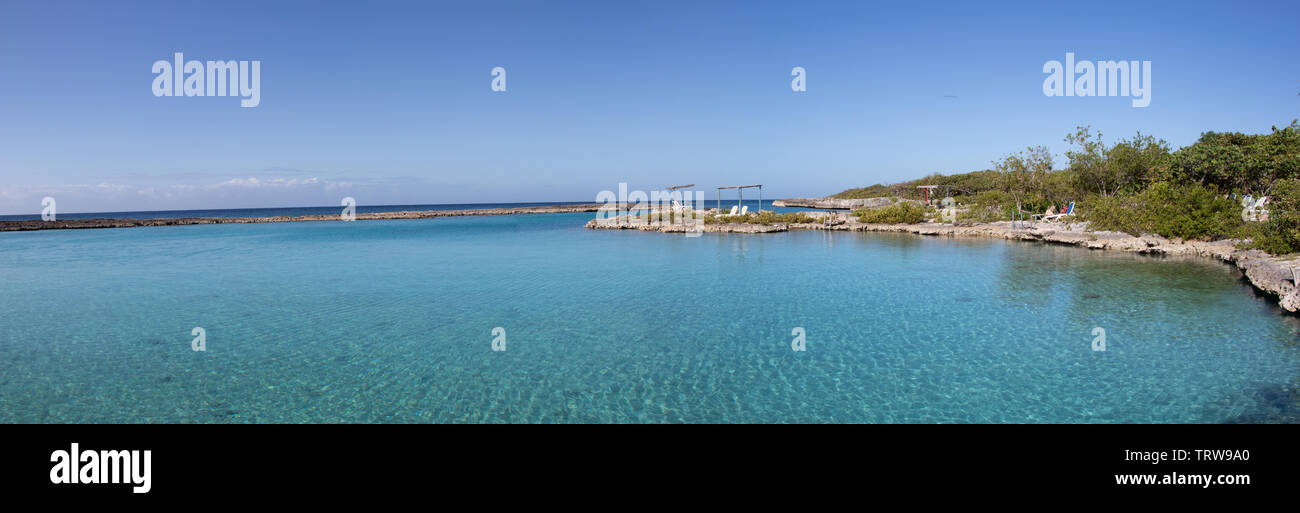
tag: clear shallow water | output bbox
[1,211,1298,423]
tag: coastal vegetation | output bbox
[852,201,927,224]
[1249,178,1300,255]
[706,211,815,225]
[833,121,1300,253]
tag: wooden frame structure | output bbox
[716,184,762,212]
[917,185,940,205]
[664,184,694,207]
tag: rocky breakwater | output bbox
[1,204,604,232]
[585,216,788,233]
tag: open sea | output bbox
[1,202,1298,423]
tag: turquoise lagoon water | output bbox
[1,210,1298,423]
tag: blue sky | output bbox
[0,0,1296,214]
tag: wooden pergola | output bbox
[664,184,694,206]
[716,184,762,212]
[917,185,940,205]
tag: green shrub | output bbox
[853,202,927,224]
[966,190,1013,208]
[831,170,1011,201]
[1078,182,1244,240]
[955,206,1010,224]
[706,211,815,225]
[831,184,894,199]
[1248,178,1300,254]
[1075,194,1132,233]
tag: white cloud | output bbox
[0,176,361,215]
[204,176,322,189]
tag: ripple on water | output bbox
[0,216,1297,423]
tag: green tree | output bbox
[1165,120,1299,195]
[1064,126,1169,196]
[1064,126,1110,195]
[1107,132,1169,193]
[993,145,1053,215]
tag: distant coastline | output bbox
[0,203,602,232]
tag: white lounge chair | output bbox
[728,205,739,215]
[740,205,749,215]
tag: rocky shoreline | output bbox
[0,204,603,232]
[587,212,1300,313]
[772,197,895,209]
